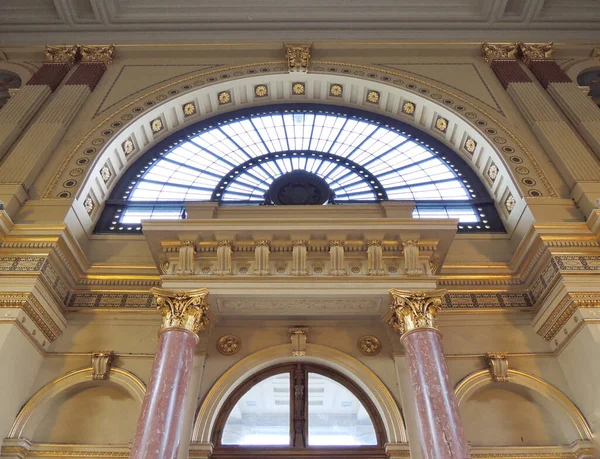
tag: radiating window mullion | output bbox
[249,117,273,155]
[325,117,349,154]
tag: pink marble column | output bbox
[387,289,470,459]
[130,288,210,459]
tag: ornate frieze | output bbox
[152,288,210,338]
[386,289,446,337]
[0,292,63,345]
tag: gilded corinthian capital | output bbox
[152,287,210,338]
[481,42,518,63]
[45,45,78,66]
[386,289,446,337]
[80,44,116,66]
[519,42,553,64]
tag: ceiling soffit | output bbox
[1,0,600,43]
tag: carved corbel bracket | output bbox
[91,351,115,380]
[486,352,509,382]
[284,43,312,73]
[289,327,308,356]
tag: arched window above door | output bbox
[211,364,387,458]
[96,104,504,234]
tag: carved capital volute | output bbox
[486,352,509,382]
[285,43,312,73]
[292,240,308,247]
[519,42,554,65]
[367,240,382,247]
[152,287,210,339]
[80,44,116,66]
[481,42,519,64]
[45,45,78,67]
[386,289,446,338]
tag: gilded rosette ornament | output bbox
[481,42,518,63]
[285,44,311,73]
[152,287,210,339]
[80,44,116,66]
[386,289,446,337]
[45,45,78,66]
[519,42,553,64]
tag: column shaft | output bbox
[130,330,197,459]
[386,289,470,459]
[131,288,209,459]
[402,329,470,459]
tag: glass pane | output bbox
[221,373,290,446]
[308,373,377,446]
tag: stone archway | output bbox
[42,62,556,236]
[191,343,408,451]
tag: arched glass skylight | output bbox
[97,105,503,233]
[126,111,471,203]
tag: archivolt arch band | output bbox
[43,61,555,235]
[192,343,408,445]
[454,368,593,441]
[7,366,146,439]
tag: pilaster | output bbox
[0,45,114,217]
[519,42,600,164]
[0,45,74,162]
[482,42,600,216]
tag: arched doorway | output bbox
[210,363,388,458]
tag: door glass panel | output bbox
[221,373,290,445]
[307,372,377,446]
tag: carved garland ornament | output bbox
[152,287,210,338]
[386,289,446,337]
